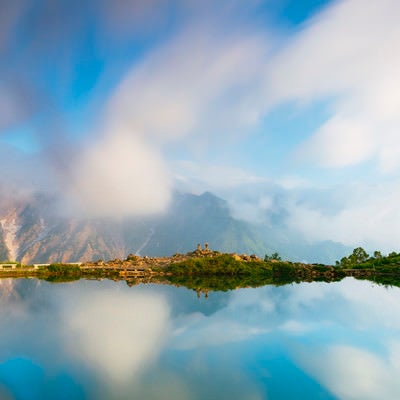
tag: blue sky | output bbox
[1,0,400,252]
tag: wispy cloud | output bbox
[68,11,270,216]
[285,181,400,252]
[267,0,400,172]
[1,0,400,252]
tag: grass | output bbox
[164,254,273,276]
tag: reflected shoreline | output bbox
[2,249,400,292]
[0,273,398,294]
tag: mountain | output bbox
[0,191,349,264]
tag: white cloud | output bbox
[86,0,400,245]
[69,133,172,217]
[296,115,377,168]
[267,0,400,173]
[105,24,268,143]
[68,16,270,217]
[2,0,400,254]
[173,160,266,193]
[286,181,400,251]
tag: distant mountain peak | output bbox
[0,191,349,264]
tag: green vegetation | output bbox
[43,275,82,283]
[264,252,282,262]
[37,264,121,281]
[269,261,301,278]
[38,264,82,280]
[162,254,342,291]
[164,254,272,277]
[336,248,400,274]
[160,248,400,292]
[0,261,21,266]
[4,246,400,292]
[163,259,345,291]
[337,247,370,267]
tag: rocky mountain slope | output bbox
[0,192,349,264]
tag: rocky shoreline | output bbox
[0,244,261,277]
[1,245,399,290]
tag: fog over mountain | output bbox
[0,191,348,265]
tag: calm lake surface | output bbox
[0,277,399,400]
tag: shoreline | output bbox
[1,247,400,290]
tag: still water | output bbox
[0,277,399,399]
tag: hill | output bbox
[0,191,349,264]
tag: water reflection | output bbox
[61,288,170,385]
[0,278,399,399]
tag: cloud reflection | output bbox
[170,279,400,399]
[1,278,400,399]
[62,288,170,384]
[295,343,400,400]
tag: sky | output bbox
[1,0,400,252]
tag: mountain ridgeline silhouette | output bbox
[0,191,348,264]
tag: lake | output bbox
[0,277,399,399]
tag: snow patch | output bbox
[0,217,20,261]
[17,218,52,259]
[135,228,155,256]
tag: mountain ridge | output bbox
[0,191,349,264]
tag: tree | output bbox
[339,256,351,267]
[264,252,282,262]
[349,247,369,264]
[338,248,369,267]
[373,250,382,259]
